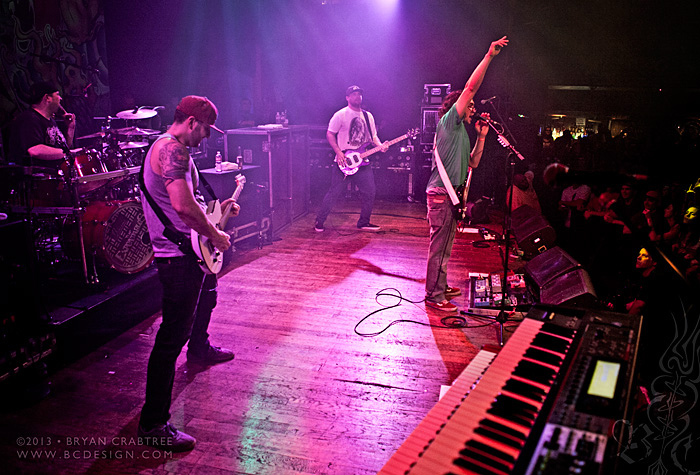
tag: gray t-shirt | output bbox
[140,134,201,257]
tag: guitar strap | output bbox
[432,135,460,206]
[361,110,374,139]
[138,156,194,256]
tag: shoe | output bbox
[425,300,458,312]
[358,223,381,231]
[445,286,462,298]
[187,345,235,365]
[314,221,325,232]
[138,422,196,452]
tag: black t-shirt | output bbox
[5,108,69,167]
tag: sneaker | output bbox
[425,300,458,312]
[445,286,462,298]
[314,221,325,232]
[138,422,196,452]
[187,345,235,365]
[358,223,381,231]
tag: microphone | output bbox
[480,95,497,104]
[473,114,501,126]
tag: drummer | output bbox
[5,81,76,168]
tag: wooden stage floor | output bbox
[1,200,525,475]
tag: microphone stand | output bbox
[463,114,525,346]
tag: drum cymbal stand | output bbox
[65,157,97,284]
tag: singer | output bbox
[424,36,508,313]
[5,81,76,167]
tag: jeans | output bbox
[425,193,457,302]
[316,164,376,227]
[139,255,216,429]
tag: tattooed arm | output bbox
[155,139,231,251]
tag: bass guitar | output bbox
[191,174,246,274]
[338,129,419,176]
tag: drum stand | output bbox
[65,159,99,284]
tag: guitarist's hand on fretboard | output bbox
[221,199,240,218]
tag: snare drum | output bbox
[63,200,154,273]
[27,176,71,207]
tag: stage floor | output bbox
[1,200,525,475]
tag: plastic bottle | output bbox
[236,146,243,170]
[215,151,222,172]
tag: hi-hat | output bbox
[116,108,158,120]
[118,141,149,150]
[112,126,160,136]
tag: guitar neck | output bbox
[360,134,409,159]
[218,185,244,229]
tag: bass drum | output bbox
[63,200,154,273]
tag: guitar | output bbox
[191,174,246,274]
[338,129,419,176]
[454,167,473,222]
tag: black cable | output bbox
[354,287,507,337]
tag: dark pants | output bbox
[139,255,216,429]
[316,164,376,227]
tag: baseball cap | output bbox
[176,95,223,133]
[28,81,59,104]
[345,85,364,96]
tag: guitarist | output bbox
[425,36,508,313]
[314,85,388,232]
[138,96,239,452]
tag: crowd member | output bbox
[314,85,388,232]
[506,173,541,212]
[139,95,238,452]
[424,36,508,313]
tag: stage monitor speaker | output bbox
[511,205,540,229]
[524,246,581,289]
[511,208,556,257]
[540,268,597,307]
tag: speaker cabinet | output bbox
[524,246,581,289]
[511,205,556,257]
[540,268,597,307]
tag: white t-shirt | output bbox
[561,184,592,227]
[328,106,379,151]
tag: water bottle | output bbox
[215,151,222,172]
[236,146,243,169]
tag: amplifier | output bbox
[423,83,451,105]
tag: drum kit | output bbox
[6,107,164,283]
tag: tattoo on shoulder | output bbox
[159,140,189,187]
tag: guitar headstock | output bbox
[407,128,420,139]
[235,174,246,186]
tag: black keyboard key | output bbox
[541,322,575,339]
[503,378,546,402]
[475,426,524,449]
[524,347,563,366]
[532,333,570,354]
[454,452,511,475]
[513,360,557,385]
[480,417,528,441]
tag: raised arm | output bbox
[455,36,509,119]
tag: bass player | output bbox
[314,85,388,232]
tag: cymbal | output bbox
[76,131,104,140]
[118,141,149,150]
[116,108,158,120]
[112,126,160,136]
